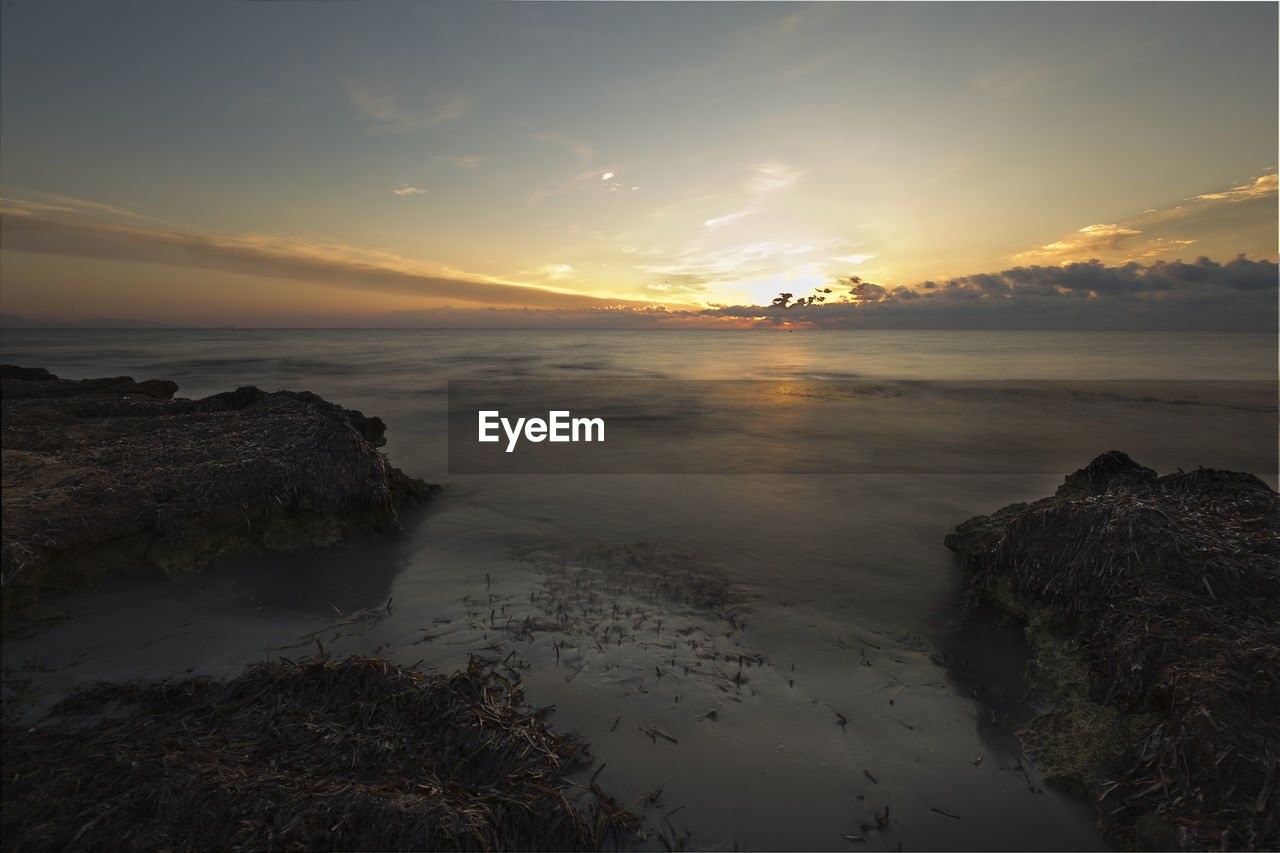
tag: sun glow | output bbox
[729,268,839,307]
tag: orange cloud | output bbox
[1011,170,1276,267]
[1192,172,1277,202]
[1,206,657,310]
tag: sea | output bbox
[2,328,1276,851]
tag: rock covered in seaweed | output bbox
[946,451,1280,851]
[2,655,637,851]
[1,366,433,637]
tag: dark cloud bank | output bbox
[708,256,1279,330]
[394,256,1277,331]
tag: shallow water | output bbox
[2,329,1275,850]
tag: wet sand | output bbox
[3,506,1109,851]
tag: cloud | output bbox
[392,185,428,196]
[543,165,627,199]
[10,192,171,224]
[0,206,657,310]
[970,65,1046,97]
[632,272,719,301]
[7,210,1265,330]
[526,188,564,208]
[746,162,803,194]
[532,132,595,163]
[637,237,829,284]
[532,263,575,281]
[1,196,90,216]
[923,153,975,186]
[308,304,725,330]
[233,255,1273,329]
[1192,172,1277,202]
[699,256,1277,330]
[703,209,757,229]
[1034,223,1144,255]
[778,50,844,82]
[388,256,1273,330]
[438,155,482,169]
[1013,170,1277,267]
[344,81,469,132]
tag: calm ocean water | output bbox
[2,329,1276,851]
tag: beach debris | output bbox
[864,769,878,784]
[658,805,691,850]
[505,542,775,714]
[317,600,392,634]
[1000,758,1038,792]
[1,655,636,850]
[639,724,679,744]
[885,714,915,731]
[21,655,50,673]
[589,761,609,789]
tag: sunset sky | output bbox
[1,1,1276,328]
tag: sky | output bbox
[1,1,1276,329]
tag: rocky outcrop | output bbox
[947,451,1280,850]
[1,366,433,638]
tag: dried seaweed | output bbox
[2,655,637,851]
[948,451,1280,850]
